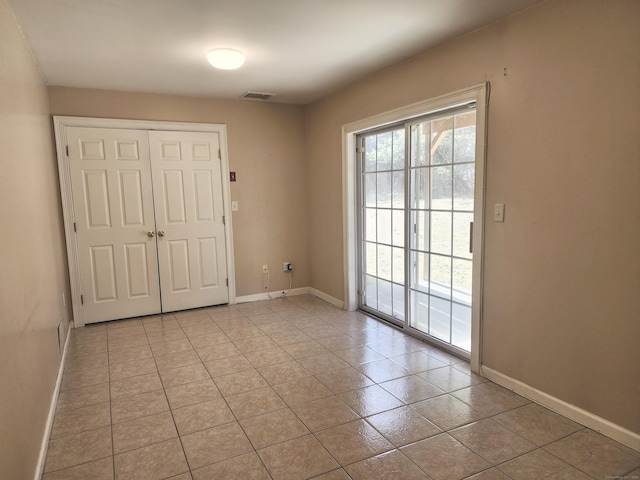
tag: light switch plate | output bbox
[494,203,505,222]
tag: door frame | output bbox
[53,116,236,327]
[341,83,488,372]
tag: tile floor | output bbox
[43,295,640,480]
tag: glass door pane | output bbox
[408,109,476,352]
[359,126,405,324]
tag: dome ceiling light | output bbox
[207,48,245,70]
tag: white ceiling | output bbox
[9,0,541,104]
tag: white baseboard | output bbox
[233,286,345,310]
[481,365,640,452]
[307,288,345,309]
[235,287,310,304]
[34,323,71,480]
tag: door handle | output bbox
[147,231,155,238]
[157,230,165,237]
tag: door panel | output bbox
[124,243,153,297]
[119,170,145,225]
[167,239,191,291]
[90,245,116,301]
[359,126,406,326]
[83,170,111,227]
[150,131,229,312]
[162,171,187,223]
[193,171,214,221]
[68,127,161,323]
[408,110,476,353]
[198,238,219,287]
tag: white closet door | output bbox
[68,127,161,323]
[149,131,229,312]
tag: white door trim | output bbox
[341,83,488,373]
[53,116,236,327]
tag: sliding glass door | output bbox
[358,106,477,356]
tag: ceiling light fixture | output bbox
[207,48,245,70]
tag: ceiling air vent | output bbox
[241,91,274,101]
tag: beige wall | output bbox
[0,0,72,478]
[304,0,640,434]
[48,87,309,297]
[3,2,638,476]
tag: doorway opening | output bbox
[343,84,487,371]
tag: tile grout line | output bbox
[151,311,204,479]
[42,325,112,477]
[180,306,277,477]
[50,297,640,478]
[106,323,116,480]
[261,302,350,477]
[207,307,277,479]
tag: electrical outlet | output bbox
[262,264,269,274]
[283,262,293,272]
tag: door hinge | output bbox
[80,294,84,305]
[73,222,77,232]
[226,278,229,286]
[66,145,69,156]
[222,215,225,225]
[218,149,221,160]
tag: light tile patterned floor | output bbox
[43,295,640,480]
